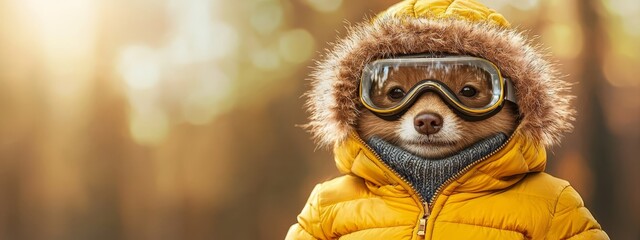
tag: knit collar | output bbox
[333,130,547,199]
[367,134,507,204]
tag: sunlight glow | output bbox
[20,0,97,59]
[17,0,98,119]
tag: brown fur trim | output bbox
[304,16,575,148]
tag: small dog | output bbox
[357,66,518,159]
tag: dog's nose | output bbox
[414,113,443,135]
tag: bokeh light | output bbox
[250,1,284,34]
[278,29,316,64]
[604,0,640,37]
[119,45,162,90]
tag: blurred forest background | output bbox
[0,0,638,239]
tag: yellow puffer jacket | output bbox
[286,132,607,239]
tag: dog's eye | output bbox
[459,86,478,97]
[387,87,406,100]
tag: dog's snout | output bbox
[414,112,443,135]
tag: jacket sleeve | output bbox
[285,224,318,240]
[285,184,326,240]
[546,186,609,240]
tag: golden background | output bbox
[0,0,638,239]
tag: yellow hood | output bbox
[380,0,510,27]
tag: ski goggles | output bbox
[359,55,517,120]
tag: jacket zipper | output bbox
[350,132,515,239]
[417,201,429,236]
[350,133,429,238]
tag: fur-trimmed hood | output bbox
[304,11,574,148]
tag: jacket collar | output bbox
[334,130,546,196]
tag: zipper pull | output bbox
[417,202,430,237]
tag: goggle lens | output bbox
[367,64,495,109]
[360,56,516,119]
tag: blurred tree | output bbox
[576,0,628,238]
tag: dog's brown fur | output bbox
[357,66,517,158]
[304,16,575,148]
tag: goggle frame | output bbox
[359,55,517,120]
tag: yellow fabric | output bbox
[379,0,511,27]
[285,132,608,239]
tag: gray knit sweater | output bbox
[367,134,507,204]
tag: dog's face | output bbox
[357,65,518,159]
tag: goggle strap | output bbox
[504,78,517,104]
